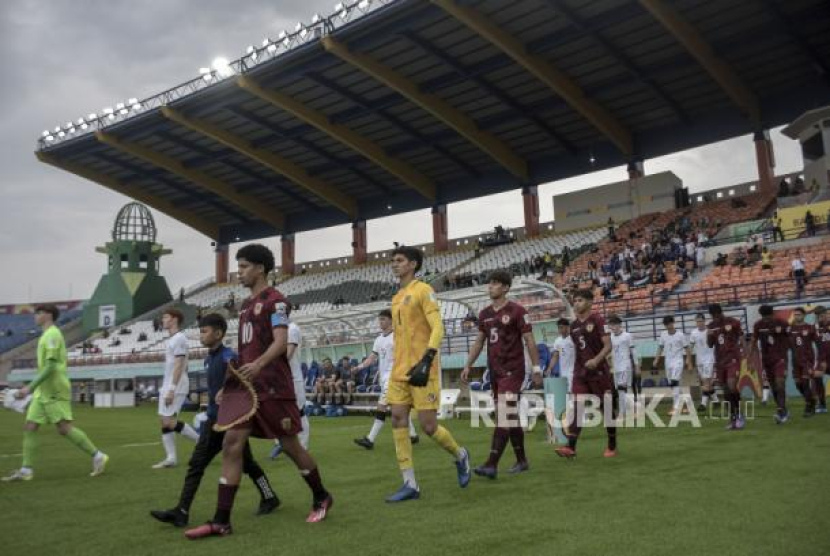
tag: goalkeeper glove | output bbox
[407,348,437,387]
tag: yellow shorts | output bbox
[386,379,440,411]
[26,399,73,425]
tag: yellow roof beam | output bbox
[95,131,285,231]
[322,36,528,180]
[638,0,760,124]
[237,75,437,202]
[36,151,220,239]
[161,107,358,219]
[432,0,633,155]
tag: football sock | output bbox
[213,482,238,524]
[161,430,177,462]
[251,471,276,501]
[701,391,710,406]
[730,391,741,418]
[65,427,98,457]
[367,418,385,443]
[812,377,825,406]
[393,427,414,472]
[671,382,680,409]
[484,428,509,467]
[508,427,527,464]
[798,380,814,405]
[298,415,310,449]
[22,430,37,469]
[174,421,199,441]
[300,467,328,503]
[431,425,462,460]
[408,416,417,438]
[606,427,617,451]
[617,387,628,416]
[762,387,771,404]
[402,468,418,490]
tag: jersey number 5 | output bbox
[578,336,587,350]
[242,322,254,345]
[490,328,499,344]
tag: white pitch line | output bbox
[120,442,161,448]
[0,453,22,459]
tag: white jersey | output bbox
[287,322,303,383]
[163,331,189,395]
[552,336,575,379]
[659,330,688,366]
[610,331,637,374]
[372,332,395,383]
[688,328,715,364]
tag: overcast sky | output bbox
[0,1,804,305]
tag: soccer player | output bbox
[707,304,746,429]
[653,315,690,415]
[384,246,470,503]
[353,309,419,449]
[750,305,790,423]
[813,306,829,413]
[788,306,817,417]
[461,270,541,479]
[608,315,638,417]
[153,308,199,469]
[150,313,279,526]
[687,313,717,410]
[548,318,575,392]
[554,289,616,459]
[270,321,310,459]
[185,244,331,539]
[2,304,108,481]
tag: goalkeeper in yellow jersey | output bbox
[385,246,470,503]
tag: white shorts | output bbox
[158,393,188,417]
[697,361,715,380]
[378,376,390,406]
[666,360,684,382]
[614,370,632,389]
[293,378,307,411]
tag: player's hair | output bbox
[793,306,806,315]
[35,304,59,321]
[391,245,423,272]
[694,312,706,320]
[236,243,275,275]
[573,288,594,301]
[663,315,675,325]
[378,309,392,319]
[759,305,774,317]
[708,303,723,317]
[199,313,227,336]
[488,269,513,288]
[607,315,622,325]
[163,308,184,326]
[814,305,826,315]
[557,318,570,326]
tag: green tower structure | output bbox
[82,203,173,334]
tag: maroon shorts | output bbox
[792,362,814,381]
[235,398,302,439]
[571,373,614,399]
[762,358,787,380]
[715,358,741,384]
[491,376,524,401]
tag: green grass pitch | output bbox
[1,403,828,556]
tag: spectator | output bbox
[761,247,772,271]
[313,358,338,405]
[715,253,728,267]
[608,217,616,241]
[793,176,805,195]
[778,178,790,198]
[805,210,816,237]
[772,217,784,242]
[138,332,148,342]
[733,248,747,268]
[696,244,706,269]
[791,250,806,298]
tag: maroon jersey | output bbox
[236,287,294,400]
[570,313,610,377]
[789,322,817,370]
[478,301,532,379]
[707,317,743,364]
[817,323,830,367]
[753,317,789,364]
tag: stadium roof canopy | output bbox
[36,0,830,243]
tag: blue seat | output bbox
[641,378,655,388]
[657,377,669,387]
[470,369,491,391]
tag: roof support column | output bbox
[627,158,645,218]
[523,185,540,238]
[352,221,368,265]
[754,130,776,194]
[281,234,296,276]
[432,204,449,253]
[215,243,229,284]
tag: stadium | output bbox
[2,0,829,554]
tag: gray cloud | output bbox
[0,1,805,304]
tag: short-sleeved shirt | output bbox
[816,323,830,366]
[658,330,688,365]
[320,365,337,380]
[570,313,610,377]
[789,322,817,370]
[391,280,443,382]
[610,331,636,374]
[34,325,70,402]
[688,328,715,364]
[287,323,303,383]
[163,331,189,395]
[237,287,294,400]
[552,336,575,378]
[478,301,532,379]
[707,317,743,364]
[204,346,236,421]
[372,332,395,382]
[752,317,789,363]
